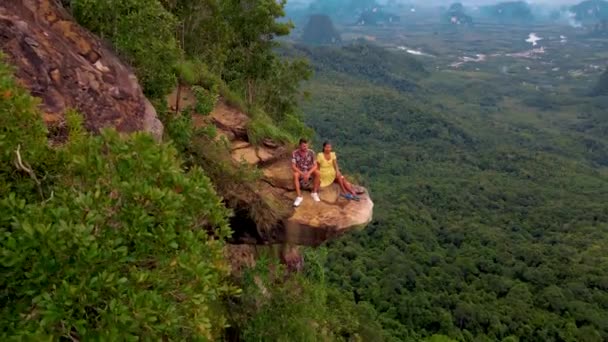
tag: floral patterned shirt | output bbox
[292,149,315,173]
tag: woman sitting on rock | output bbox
[317,141,360,200]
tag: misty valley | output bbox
[285,0,608,341]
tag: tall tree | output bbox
[160,0,232,73]
[222,0,292,106]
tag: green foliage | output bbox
[0,57,51,199]
[192,85,219,116]
[246,108,312,146]
[161,0,233,73]
[70,0,180,98]
[258,57,312,121]
[292,41,428,93]
[174,59,203,86]
[229,249,387,341]
[222,0,295,105]
[161,109,195,154]
[0,59,237,340]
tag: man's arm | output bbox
[291,152,303,174]
[308,162,318,174]
[292,161,302,174]
[307,150,318,174]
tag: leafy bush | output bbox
[174,59,203,86]
[160,108,195,154]
[0,57,237,340]
[192,85,219,116]
[247,109,299,145]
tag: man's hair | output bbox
[298,138,308,145]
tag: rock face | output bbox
[0,0,163,140]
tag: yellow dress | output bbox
[317,152,337,188]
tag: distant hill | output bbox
[301,14,342,45]
[590,19,608,36]
[480,1,534,23]
[592,69,608,95]
[306,0,377,21]
[293,42,427,92]
[443,3,474,26]
[570,0,608,25]
[357,9,400,26]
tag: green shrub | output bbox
[192,85,219,116]
[162,109,195,153]
[174,59,202,86]
[0,58,237,340]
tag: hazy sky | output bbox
[289,0,581,5]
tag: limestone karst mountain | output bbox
[444,3,473,26]
[301,14,342,45]
[571,0,608,25]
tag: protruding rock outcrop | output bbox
[169,90,374,247]
[0,0,162,140]
[234,133,373,246]
[262,159,373,246]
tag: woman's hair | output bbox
[322,141,331,149]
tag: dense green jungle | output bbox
[288,1,608,340]
[1,0,607,341]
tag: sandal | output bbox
[341,193,353,200]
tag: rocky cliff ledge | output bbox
[0,0,162,140]
[169,90,374,247]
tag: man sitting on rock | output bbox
[292,138,321,207]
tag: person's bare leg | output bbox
[342,176,357,196]
[312,170,321,193]
[335,173,348,194]
[293,171,302,197]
